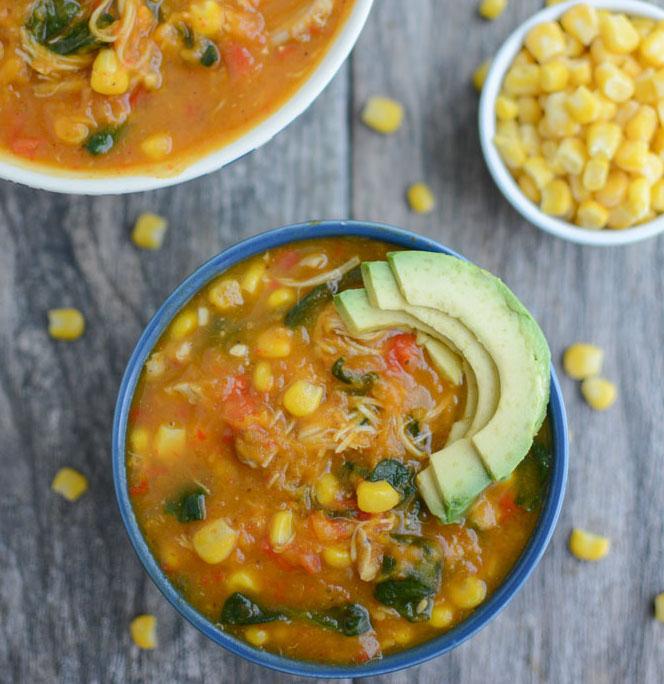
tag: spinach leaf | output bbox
[406,418,420,437]
[85,126,122,156]
[515,441,552,512]
[374,577,437,621]
[368,459,416,501]
[331,358,378,394]
[200,41,220,67]
[27,0,81,43]
[308,603,372,637]
[220,593,285,625]
[47,20,96,54]
[165,488,207,523]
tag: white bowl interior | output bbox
[479,0,664,246]
[0,0,374,195]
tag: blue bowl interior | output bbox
[112,220,568,679]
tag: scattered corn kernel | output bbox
[561,4,599,46]
[91,49,129,95]
[448,577,487,609]
[192,518,238,564]
[569,528,610,561]
[356,480,401,513]
[407,182,436,214]
[541,59,569,93]
[323,545,352,569]
[577,200,609,229]
[141,134,173,160]
[361,96,404,134]
[563,343,604,379]
[504,64,540,96]
[566,86,600,124]
[525,22,566,63]
[614,139,649,173]
[155,424,186,459]
[130,615,157,650]
[283,380,323,417]
[54,117,89,145]
[190,0,224,37]
[269,510,295,549]
[598,13,640,54]
[48,308,85,340]
[582,155,609,191]
[429,603,455,629]
[596,63,634,103]
[129,428,149,454]
[227,570,261,593]
[267,287,296,309]
[478,0,506,21]
[541,178,573,216]
[586,121,622,158]
[555,137,587,174]
[315,472,340,507]
[496,95,519,120]
[132,213,168,250]
[655,593,664,623]
[208,279,244,311]
[240,260,266,295]
[581,376,617,410]
[253,361,274,392]
[245,626,269,647]
[256,326,292,358]
[51,467,88,502]
[170,310,197,339]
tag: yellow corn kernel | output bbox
[496,119,519,139]
[561,4,599,46]
[653,70,664,99]
[569,174,592,203]
[227,570,261,593]
[356,480,401,513]
[590,37,622,66]
[565,86,600,124]
[128,428,149,454]
[517,96,543,124]
[655,594,664,623]
[323,545,352,569]
[626,177,651,219]
[595,170,628,207]
[586,121,622,159]
[493,134,526,169]
[540,59,569,93]
[315,472,340,507]
[569,528,610,561]
[283,380,323,417]
[448,577,487,610]
[190,0,223,37]
[595,63,634,103]
[564,33,584,59]
[577,200,609,229]
[614,139,649,173]
[141,134,173,161]
[545,0,566,5]
[643,154,664,185]
[640,29,664,68]
[523,156,555,189]
[407,182,436,214]
[633,70,658,105]
[429,603,455,629]
[51,467,88,502]
[155,424,186,459]
[192,518,238,564]
[626,105,657,142]
[513,49,535,66]
[496,94,519,120]
[361,96,404,134]
[658,100,664,126]
[567,58,593,87]
[517,173,541,203]
[519,124,540,156]
[208,279,243,311]
[130,615,157,650]
[652,179,664,212]
[267,287,296,309]
[90,49,129,95]
[48,308,85,340]
[554,137,586,175]
[598,13,640,54]
[540,139,558,161]
[607,203,638,229]
[563,343,604,379]
[596,96,618,121]
[621,55,642,80]
[252,361,274,392]
[132,213,168,250]
[582,155,609,191]
[541,179,572,217]
[544,92,579,136]
[245,626,269,647]
[269,510,295,549]
[581,376,617,410]
[503,64,540,96]
[478,0,506,21]
[170,310,197,339]
[653,127,664,154]
[159,541,185,570]
[525,22,566,64]
[54,117,89,146]
[632,17,655,38]
[256,326,292,358]
[240,260,266,295]
[473,60,491,92]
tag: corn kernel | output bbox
[245,626,269,647]
[633,69,658,105]
[586,121,622,158]
[227,570,261,593]
[595,63,634,103]
[267,287,296,309]
[569,528,610,560]
[192,518,238,564]
[141,134,173,160]
[54,117,89,146]
[567,58,593,87]
[517,173,541,203]
[315,472,341,507]
[448,577,487,609]
[91,49,129,95]
[190,0,224,37]
[640,29,664,68]
[565,86,600,124]
[283,380,323,417]
[565,33,584,59]
[269,510,295,549]
[524,156,555,189]
[519,124,541,156]
[652,179,664,212]
[407,182,436,214]
[626,177,651,218]
[581,376,617,410]
[657,100,664,126]
[128,428,149,454]
[541,178,572,216]
[361,96,404,134]
[478,0,506,21]
[577,200,609,229]
[51,467,88,501]
[240,260,266,295]
[582,155,609,191]
[130,615,157,650]
[561,4,599,46]
[170,310,197,339]
[504,64,540,96]
[544,92,580,136]
[555,137,586,175]
[598,13,640,54]
[356,480,401,513]
[596,96,618,121]
[632,17,655,38]
[208,279,243,311]
[323,546,352,569]
[252,361,274,392]
[614,139,649,173]
[497,119,519,139]
[496,94,519,120]
[155,424,186,459]
[621,55,642,80]
[541,59,569,92]
[132,213,168,250]
[525,22,566,64]
[594,170,627,208]
[569,174,592,202]
[48,308,85,340]
[494,134,526,169]
[429,603,455,629]
[626,105,657,141]
[607,203,637,229]
[655,594,664,623]
[473,60,491,92]
[256,326,292,358]
[642,153,664,185]
[563,343,604,378]
[653,127,664,154]
[518,96,543,124]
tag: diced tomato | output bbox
[129,479,149,496]
[221,374,256,423]
[499,491,519,519]
[222,43,255,78]
[274,249,300,272]
[129,85,145,108]
[297,551,322,575]
[310,511,353,542]
[11,138,40,159]
[195,428,207,441]
[385,333,419,370]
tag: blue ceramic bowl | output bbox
[113,220,568,678]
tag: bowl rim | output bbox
[0,0,374,196]
[478,0,664,247]
[112,220,568,678]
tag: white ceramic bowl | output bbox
[479,0,664,246]
[0,0,374,195]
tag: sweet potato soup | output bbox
[0,1,353,171]
[126,237,552,664]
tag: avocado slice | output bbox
[415,332,463,386]
[389,251,551,481]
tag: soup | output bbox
[126,237,551,664]
[0,1,354,172]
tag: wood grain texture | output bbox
[1,1,663,683]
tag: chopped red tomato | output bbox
[221,374,256,423]
[129,479,149,496]
[222,44,255,78]
[385,333,419,370]
[129,85,145,108]
[195,428,206,441]
[11,138,40,159]
[310,511,353,542]
[499,491,519,520]
[274,249,300,272]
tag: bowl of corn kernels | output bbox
[479,0,664,246]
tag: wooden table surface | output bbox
[2,1,663,682]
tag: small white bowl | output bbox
[479,0,664,246]
[0,0,374,195]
